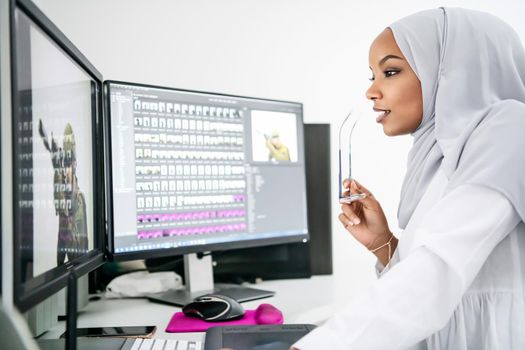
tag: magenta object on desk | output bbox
[165,303,284,333]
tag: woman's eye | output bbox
[368,76,375,81]
[384,70,400,77]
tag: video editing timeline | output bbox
[133,90,246,245]
[109,82,308,254]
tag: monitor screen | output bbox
[12,0,104,311]
[105,81,309,260]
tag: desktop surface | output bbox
[147,283,275,307]
[42,276,338,345]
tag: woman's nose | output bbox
[366,82,382,101]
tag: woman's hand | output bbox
[338,179,392,250]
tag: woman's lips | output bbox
[374,109,391,123]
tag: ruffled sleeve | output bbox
[375,247,400,277]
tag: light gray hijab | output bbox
[389,7,525,229]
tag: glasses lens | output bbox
[338,112,360,198]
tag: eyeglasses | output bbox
[338,111,366,204]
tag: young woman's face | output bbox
[366,28,423,136]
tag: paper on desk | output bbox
[105,271,183,298]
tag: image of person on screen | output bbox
[39,120,88,265]
[265,130,290,162]
[293,7,525,350]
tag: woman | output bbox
[293,7,525,350]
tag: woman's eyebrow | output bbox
[379,54,404,66]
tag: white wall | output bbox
[33,0,525,299]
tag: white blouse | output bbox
[294,167,525,350]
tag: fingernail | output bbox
[352,218,361,225]
[347,221,354,227]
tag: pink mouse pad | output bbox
[165,303,284,333]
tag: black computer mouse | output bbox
[182,294,245,321]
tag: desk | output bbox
[42,276,339,343]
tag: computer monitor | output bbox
[211,123,333,282]
[104,80,309,305]
[10,0,105,313]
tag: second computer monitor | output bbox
[105,81,309,261]
[11,0,105,312]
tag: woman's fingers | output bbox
[342,178,351,197]
[339,213,354,229]
[349,179,381,210]
[350,179,373,197]
[339,206,361,226]
[342,179,372,196]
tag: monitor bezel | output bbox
[10,0,106,312]
[104,79,309,262]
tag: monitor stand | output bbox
[37,269,126,350]
[146,253,275,306]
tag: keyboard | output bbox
[129,338,202,350]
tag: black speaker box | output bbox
[304,123,333,275]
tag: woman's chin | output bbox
[382,123,411,137]
[382,125,398,137]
